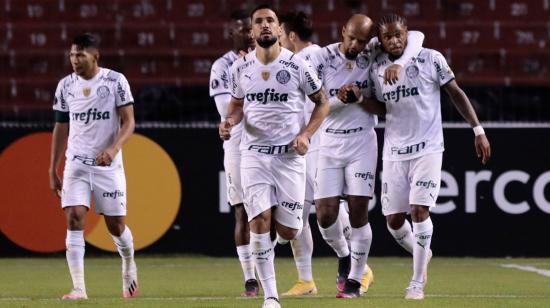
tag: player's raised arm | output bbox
[443,80,491,164]
[219,97,244,140]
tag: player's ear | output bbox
[288,31,296,42]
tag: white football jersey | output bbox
[53,68,134,170]
[230,48,322,156]
[296,44,322,152]
[369,48,455,161]
[209,50,243,151]
[309,43,376,138]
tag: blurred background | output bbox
[0,1,549,257]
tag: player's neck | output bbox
[80,66,100,80]
[256,44,281,65]
[294,41,312,54]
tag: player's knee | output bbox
[277,226,299,241]
[315,199,339,228]
[410,205,430,222]
[387,214,406,230]
[65,210,85,230]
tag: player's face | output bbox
[231,18,254,52]
[69,45,97,77]
[379,22,408,57]
[252,8,280,48]
[341,24,369,60]
[279,23,294,51]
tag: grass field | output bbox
[1,256,549,307]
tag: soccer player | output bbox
[209,9,259,297]
[48,33,138,300]
[359,14,491,299]
[277,10,321,296]
[309,14,424,298]
[219,5,329,308]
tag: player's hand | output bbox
[48,170,62,198]
[292,133,309,156]
[219,120,233,140]
[337,84,362,104]
[475,134,491,165]
[384,64,402,85]
[96,147,117,166]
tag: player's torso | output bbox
[210,51,242,152]
[236,49,310,150]
[63,69,121,158]
[317,43,375,137]
[372,49,444,160]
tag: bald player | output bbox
[309,14,424,298]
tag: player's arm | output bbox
[384,30,425,85]
[49,119,69,197]
[293,88,329,155]
[443,80,491,164]
[214,94,231,119]
[219,97,244,140]
[96,104,135,166]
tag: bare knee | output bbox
[64,206,87,230]
[410,205,430,223]
[348,196,369,228]
[386,213,407,230]
[315,197,340,228]
[250,210,271,234]
[275,224,298,241]
[104,216,126,236]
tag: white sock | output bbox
[348,223,373,282]
[66,230,86,291]
[338,200,352,244]
[290,223,313,281]
[412,217,433,284]
[112,226,135,274]
[250,231,278,300]
[387,220,414,254]
[318,219,350,258]
[236,245,255,281]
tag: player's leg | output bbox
[337,134,377,298]
[93,169,138,298]
[382,158,414,254]
[284,150,317,296]
[241,154,279,305]
[61,166,91,300]
[405,153,442,300]
[226,150,258,296]
[315,153,350,292]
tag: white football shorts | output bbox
[241,153,306,230]
[381,152,443,216]
[61,160,127,216]
[315,130,378,199]
[224,149,244,206]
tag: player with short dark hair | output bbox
[49,33,138,300]
[219,5,329,308]
[209,9,259,298]
[357,14,491,300]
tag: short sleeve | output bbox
[230,62,244,99]
[308,49,325,82]
[53,79,69,112]
[366,67,377,99]
[209,61,231,97]
[431,51,455,86]
[115,74,134,107]
[299,60,322,96]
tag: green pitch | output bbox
[1,256,549,307]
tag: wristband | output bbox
[473,125,485,136]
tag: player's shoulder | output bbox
[56,73,78,90]
[231,49,256,73]
[418,48,445,62]
[212,50,237,71]
[98,67,128,83]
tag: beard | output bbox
[256,36,278,48]
[344,50,358,60]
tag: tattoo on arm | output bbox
[308,89,328,106]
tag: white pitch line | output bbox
[501,264,550,277]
